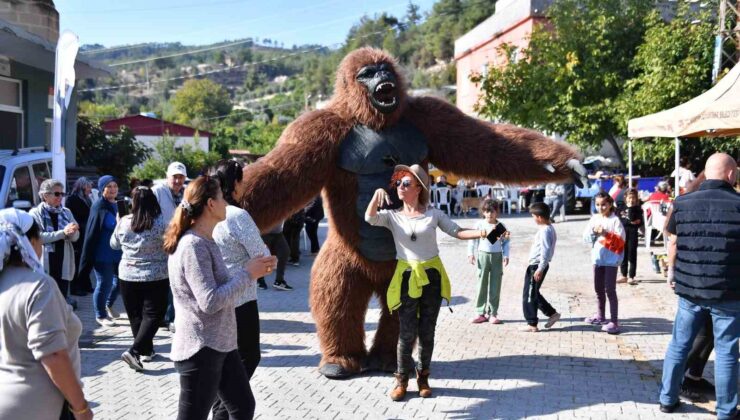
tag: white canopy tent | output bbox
[627,62,740,193]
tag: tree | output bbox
[474,0,654,166]
[78,101,124,122]
[76,117,150,183]
[169,78,232,129]
[617,7,740,174]
[131,135,222,180]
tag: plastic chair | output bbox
[429,186,437,206]
[476,185,493,198]
[502,187,521,214]
[452,185,465,215]
[435,187,452,216]
[643,201,667,250]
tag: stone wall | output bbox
[0,0,59,44]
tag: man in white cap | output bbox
[152,161,187,225]
[151,161,187,332]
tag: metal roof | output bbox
[0,18,111,79]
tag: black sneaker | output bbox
[679,383,704,402]
[140,351,156,363]
[659,400,680,413]
[122,350,144,372]
[257,278,268,290]
[273,280,293,291]
[288,260,300,267]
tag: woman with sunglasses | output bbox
[29,179,80,299]
[365,164,488,402]
[209,160,275,419]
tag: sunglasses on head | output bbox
[395,179,416,188]
[48,192,65,197]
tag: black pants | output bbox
[282,222,303,262]
[397,269,443,375]
[304,221,320,253]
[118,279,169,356]
[212,300,261,420]
[620,228,639,278]
[175,347,254,420]
[53,277,70,298]
[522,265,556,326]
[686,312,714,378]
[70,249,92,294]
[260,233,289,283]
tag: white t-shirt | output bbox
[366,207,461,261]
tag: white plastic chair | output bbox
[452,185,465,215]
[502,187,521,214]
[435,187,452,216]
[476,185,493,199]
[643,201,667,250]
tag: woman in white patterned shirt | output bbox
[209,160,273,419]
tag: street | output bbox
[78,214,719,419]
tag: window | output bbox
[0,77,23,149]
[32,162,50,190]
[6,166,34,207]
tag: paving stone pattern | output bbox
[77,215,729,419]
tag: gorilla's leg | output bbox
[365,289,399,373]
[310,239,374,379]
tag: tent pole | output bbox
[674,137,680,196]
[628,139,633,188]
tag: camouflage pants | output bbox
[396,269,443,375]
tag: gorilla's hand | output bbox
[567,159,589,188]
[542,159,588,188]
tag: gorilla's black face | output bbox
[356,62,399,114]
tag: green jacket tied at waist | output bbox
[387,256,451,312]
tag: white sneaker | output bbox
[106,306,120,319]
[140,351,156,362]
[96,317,116,327]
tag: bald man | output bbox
[658,153,740,418]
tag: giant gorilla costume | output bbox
[240,48,586,379]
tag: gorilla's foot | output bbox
[319,355,362,380]
[362,350,396,373]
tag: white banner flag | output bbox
[51,30,79,184]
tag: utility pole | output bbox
[714,0,740,82]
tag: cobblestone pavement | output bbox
[77,214,728,419]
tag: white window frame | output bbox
[45,117,52,150]
[0,76,24,147]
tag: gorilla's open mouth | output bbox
[371,82,397,111]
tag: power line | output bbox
[80,0,348,55]
[106,4,406,67]
[80,28,394,93]
[65,0,248,15]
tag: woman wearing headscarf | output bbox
[29,179,80,298]
[80,175,122,327]
[66,177,94,296]
[0,208,92,419]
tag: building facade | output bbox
[101,115,211,157]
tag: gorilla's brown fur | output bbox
[240,47,581,377]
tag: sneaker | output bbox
[659,400,680,413]
[545,312,561,329]
[617,277,628,284]
[489,316,503,324]
[601,322,620,334]
[585,315,607,325]
[257,278,268,290]
[106,306,120,319]
[96,317,116,327]
[273,281,293,291]
[168,322,176,333]
[121,350,144,372]
[679,382,704,402]
[471,315,488,324]
[521,325,539,332]
[683,377,715,393]
[140,351,156,363]
[628,278,639,285]
[288,260,300,267]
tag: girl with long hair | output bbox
[110,186,168,371]
[164,176,275,420]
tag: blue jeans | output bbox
[659,296,740,419]
[93,262,120,319]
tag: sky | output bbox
[57,0,438,50]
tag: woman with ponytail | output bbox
[164,176,276,420]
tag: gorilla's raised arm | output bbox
[239,110,351,231]
[406,96,584,185]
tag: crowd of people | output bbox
[0,152,737,419]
